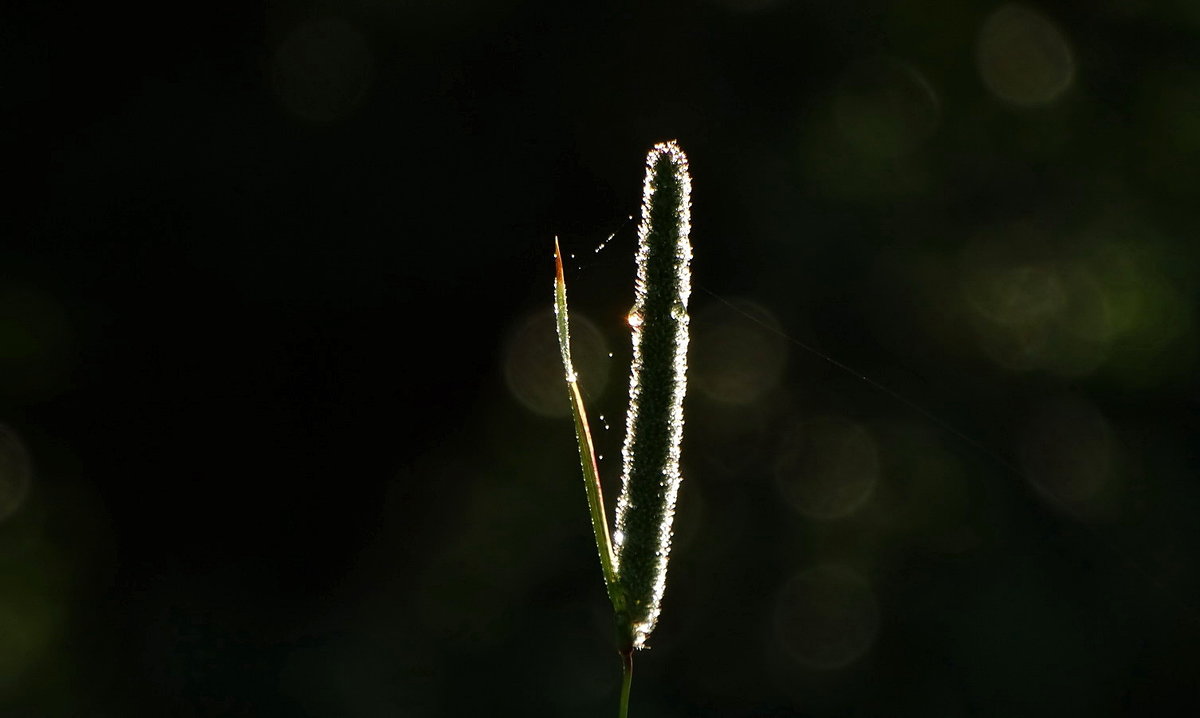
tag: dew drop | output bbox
[595,231,617,254]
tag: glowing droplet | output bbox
[595,231,617,254]
[627,313,643,329]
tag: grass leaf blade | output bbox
[554,238,624,612]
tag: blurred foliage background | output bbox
[5,0,1200,715]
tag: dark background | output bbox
[4,0,1200,715]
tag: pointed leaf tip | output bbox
[554,237,565,284]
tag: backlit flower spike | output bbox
[613,141,692,650]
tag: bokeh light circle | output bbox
[833,59,940,159]
[977,5,1074,106]
[773,565,880,670]
[960,228,1114,376]
[708,0,784,12]
[503,308,610,417]
[0,284,73,400]
[0,424,31,523]
[691,299,787,405]
[271,18,374,124]
[1019,396,1116,517]
[773,416,880,520]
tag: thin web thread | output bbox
[696,283,1200,628]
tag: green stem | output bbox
[618,648,633,718]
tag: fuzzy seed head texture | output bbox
[613,141,692,649]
